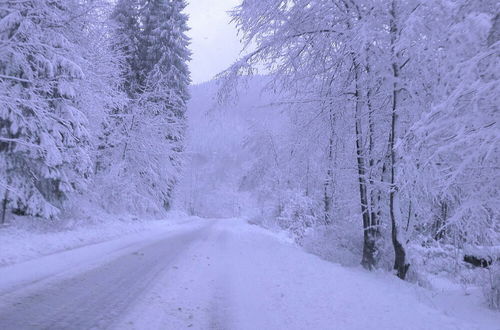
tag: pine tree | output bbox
[0,0,93,219]
[111,0,142,97]
[142,0,191,113]
[108,0,190,213]
[142,0,190,209]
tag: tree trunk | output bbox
[323,81,337,226]
[389,0,409,280]
[1,189,8,225]
[324,135,334,225]
[352,58,378,270]
[305,157,310,197]
[366,64,381,264]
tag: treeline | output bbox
[0,0,190,221]
[224,0,499,285]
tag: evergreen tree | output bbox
[111,0,142,97]
[108,0,190,213]
[142,0,190,209]
[0,0,93,219]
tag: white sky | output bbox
[186,0,243,84]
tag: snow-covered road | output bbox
[0,219,498,330]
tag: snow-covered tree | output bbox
[225,0,499,282]
[0,0,130,221]
[107,0,191,213]
[401,1,499,247]
[0,1,94,219]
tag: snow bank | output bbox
[0,209,196,267]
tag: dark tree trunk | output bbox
[352,59,378,270]
[305,158,310,197]
[389,90,408,278]
[1,189,8,225]
[389,0,409,280]
[356,116,374,270]
[366,67,381,264]
[324,135,334,225]
[323,78,337,226]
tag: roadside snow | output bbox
[0,210,196,267]
[0,215,206,295]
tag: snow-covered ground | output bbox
[0,211,195,267]
[0,217,498,330]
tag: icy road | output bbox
[0,219,498,330]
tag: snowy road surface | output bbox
[0,219,498,330]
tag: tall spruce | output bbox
[0,0,92,219]
[110,0,190,212]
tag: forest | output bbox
[183,0,499,308]
[0,0,499,328]
[0,0,190,219]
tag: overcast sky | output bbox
[186,0,242,84]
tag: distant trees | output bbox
[226,0,499,280]
[0,0,190,220]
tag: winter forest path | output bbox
[0,219,498,330]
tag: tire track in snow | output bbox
[208,226,232,330]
